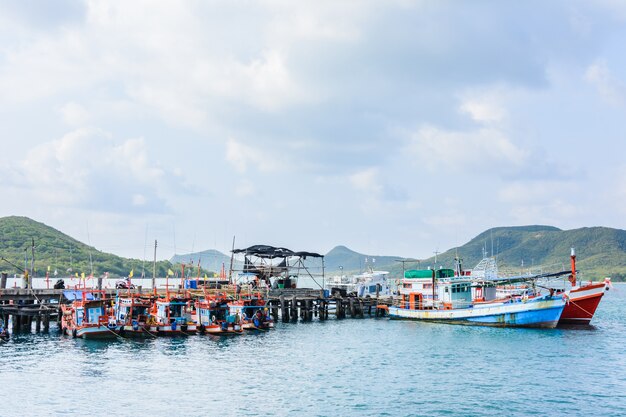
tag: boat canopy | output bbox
[63,290,95,301]
[233,245,322,259]
[404,269,454,279]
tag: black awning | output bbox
[232,245,322,259]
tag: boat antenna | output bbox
[142,223,148,279]
[228,235,235,284]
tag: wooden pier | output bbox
[0,288,117,333]
[266,288,391,323]
[0,285,391,335]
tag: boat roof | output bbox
[232,244,323,259]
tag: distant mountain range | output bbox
[170,249,235,273]
[1,216,625,281]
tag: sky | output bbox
[1,0,626,261]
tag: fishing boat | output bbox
[114,293,155,337]
[195,295,243,335]
[60,290,118,339]
[390,268,565,328]
[148,296,197,336]
[556,249,609,325]
[229,292,274,330]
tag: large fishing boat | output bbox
[390,267,566,328]
[60,290,118,338]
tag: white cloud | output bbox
[225,138,288,174]
[585,60,626,105]
[59,101,90,126]
[407,125,529,175]
[459,89,508,124]
[235,180,256,197]
[349,167,382,193]
[498,181,583,224]
[2,128,182,212]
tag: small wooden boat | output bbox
[147,296,197,336]
[60,290,118,339]
[114,293,156,337]
[229,291,274,330]
[195,295,243,335]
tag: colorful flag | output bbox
[129,269,134,278]
[47,265,51,272]
[204,273,208,279]
[75,272,78,278]
[81,272,85,280]
[167,269,174,277]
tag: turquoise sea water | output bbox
[1,286,625,417]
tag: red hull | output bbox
[559,283,606,325]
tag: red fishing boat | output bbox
[559,249,609,325]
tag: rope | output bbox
[140,326,158,338]
[566,299,595,319]
[102,324,127,341]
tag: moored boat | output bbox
[557,249,609,325]
[148,296,197,336]
[196,295,243,335]
[114,293,156,337]
[60,290,118,339]
[229,297,274,330]
[390,269,565,328]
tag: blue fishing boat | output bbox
[390,268,565,328]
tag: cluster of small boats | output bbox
[388,249,610,328]
[60,288,273,339]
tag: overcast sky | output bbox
[1,0,626,261]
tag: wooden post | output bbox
[36,314,41,332]
[349,298,355,317]
[335,297,343,319]
[280,294,289,323]
[359,300,364,318]
[43,313,50,332]
[291,295,298,322]
[12,314,19,332]
[1,273,7,289]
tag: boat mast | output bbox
[228,235,235,285]
[152,239,157,293]
[570,247,577,287]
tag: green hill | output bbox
[3,217,625,282]
[395,225,626,281]
[0,216,176,278]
